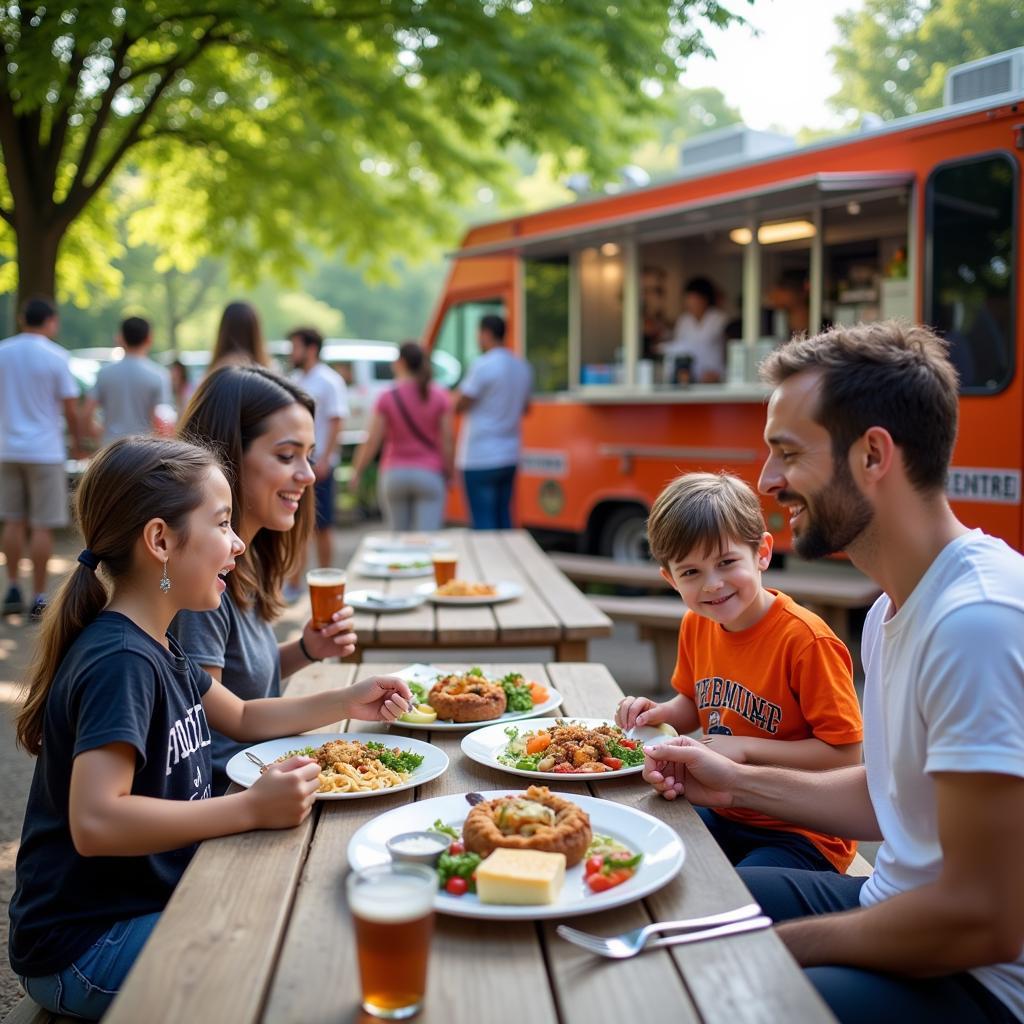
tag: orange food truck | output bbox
[425,49,1023,559]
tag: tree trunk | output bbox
[14,223,62,324]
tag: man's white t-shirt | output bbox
[292,361,349,468]
[661,307,728,381]
[456,346,532,471]
[859,529,1024,1018]
[0,332,78,464]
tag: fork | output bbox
[557,902,763,958]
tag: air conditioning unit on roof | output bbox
[944,47,1024,107]
[679,124,795,172]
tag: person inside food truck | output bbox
[658,276,728,384]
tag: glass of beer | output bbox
[431,552,457,588]
[306,568,346,629]
[347,862,437,1019]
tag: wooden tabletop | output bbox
[345,530,612,660]
[106,662,834,1024]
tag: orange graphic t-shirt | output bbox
[671,589,863,872]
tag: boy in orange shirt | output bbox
[617,471,863,872]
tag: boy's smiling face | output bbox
[660,532,774,632]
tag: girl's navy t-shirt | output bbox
[8,611,213,978]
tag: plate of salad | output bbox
[461,718,674,780]
[347,789,685,920]
[388,664,563,731]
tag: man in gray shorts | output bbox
[0,297,83,620]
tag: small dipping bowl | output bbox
[386,830,450,866]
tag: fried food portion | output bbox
[429,673,507,722]
[462,786,592,867]
[436,580,498,597]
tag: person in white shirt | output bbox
[659,276,728,384]
[288,327,348,570]
[0,297,83,620]
[454,314,532,530]
[642,321,1024,1024]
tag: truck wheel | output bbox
[597,506,649,562]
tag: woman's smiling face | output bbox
[239,402,316,541]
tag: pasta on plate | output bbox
[276,739,424,794]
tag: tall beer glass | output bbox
[347,863,437,1018]
[306,568,346,629]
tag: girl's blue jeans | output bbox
[20,912,160,1020]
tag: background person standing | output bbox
[454,314,532,530]
[288,326,348,570]
[0,297,83,620]
[82,316,173,443]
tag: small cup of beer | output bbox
[431,552,457,588]
[306,568,346,630]
[347,862,437,1019]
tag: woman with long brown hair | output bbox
[9,436,410,1019]
[174,365,361,792]
[208,300,269,372]
[349,341,454,530]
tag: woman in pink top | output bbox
[349,342,454,530]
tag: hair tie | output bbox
[77,549,100,571]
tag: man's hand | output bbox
[643,735,740,805]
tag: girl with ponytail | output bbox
[349,341,454,530]
[10,437,411,1020]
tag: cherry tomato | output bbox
[586,872,619,893]
[552,762,577,773]
[445,876,469,896]
[584,855,605,877]
[601,756,623,770]
[619,739,638,749]
[603,868,633,889]
[448,841,465,855]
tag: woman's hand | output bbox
[343,676,413,722]
[642,735,739,805]
[246,755,321,828]
[302,607,357,660]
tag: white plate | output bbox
[360,551,439,569]
[225,733,448,800]
[364,534,452,554]
[415,580,524,605]
[347,589,427,613]
[391,663,563,731]
[347,790,685,919]
[461,718,671,781]
[356,561,434,579]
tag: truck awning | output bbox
[452,171,915,260]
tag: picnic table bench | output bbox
[69,660,836,1024]
[549,553,881,683]
[347,530,612,661]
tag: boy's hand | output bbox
[344,676,412,722]
[616,695,670,732]
[701,734,748,763]
[247,755,321,828]
[642,736,738,806]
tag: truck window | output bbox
[433,299,504,384]
[524,256,569,393]
[926,154,1017,393]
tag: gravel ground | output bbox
[0,520,668,1017]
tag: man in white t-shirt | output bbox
[289,326,348,570]
[0,297,83,620]
[454,314,532,529]
[658,276,728,383]
[642,321,1023,1023]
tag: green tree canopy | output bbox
[830,0,1024,122]
[0,0,746,312]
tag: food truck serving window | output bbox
[926,153,1017,394]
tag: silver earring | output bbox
[160,561,171,594]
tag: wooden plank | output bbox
[466,531,562,644]
[546,664,836,1024]
[502,532,612,639]
[106,666,358,1023]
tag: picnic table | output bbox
[346,530,613,661]
[100,661,835,1024]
